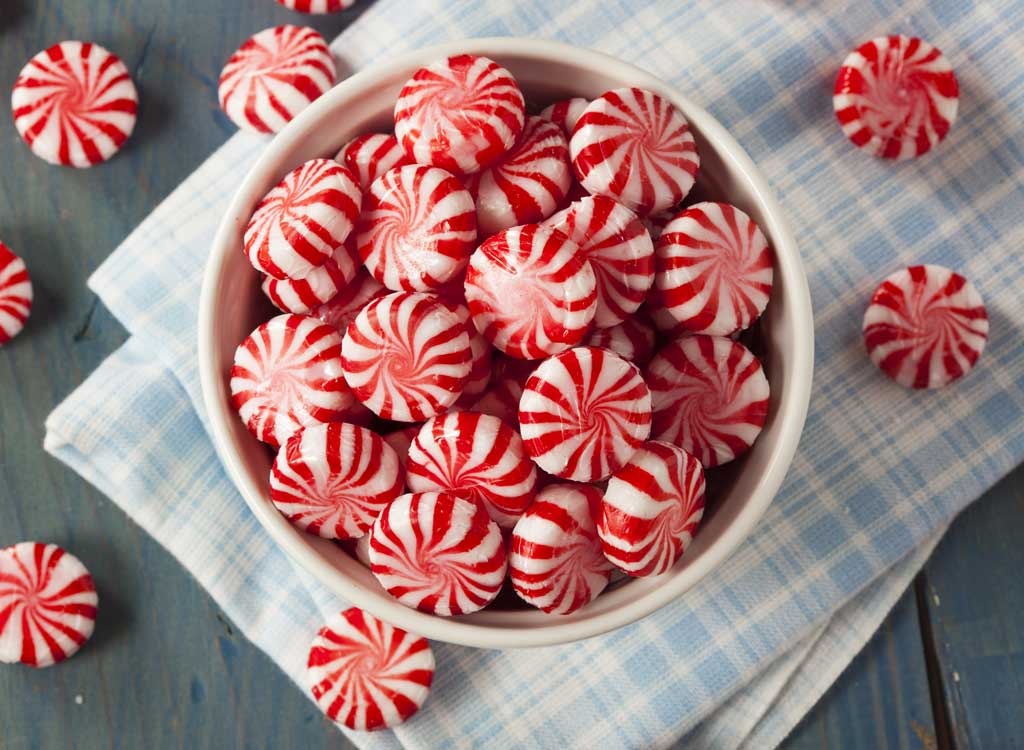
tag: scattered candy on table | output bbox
[0,542,98,668]
[11,41,138,167]
[0,242,32,346]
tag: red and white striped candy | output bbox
[642,207,678,242]
[464,116,572,236]
[245,158,361,280]
[584,314,657,365]
[520,346,652,481]
[357,165,476,291]
[655,202,774,336]
[438,298,492,406]
[311,268,387,333]
[279,0,355,13]
[0,542,98,668]
[369,491,507,615]
[407,411,537,529]
[510,484,613,615]
[218,25,335,134]
[545,195,655,328]
[464,224,597,359]
[540,97,590,137]
[646,335,769,467]
[270,423,404,540]
[863,264,988,388]
[0,243,32,346]
[307,607,434,731]
[834,35,958,160]
[230,314,354,448]
[341,292,471,421]
[262,237,360,314]
[597,441,706,577]
[381,425,421,468]
[335,133,412,190]
[470,355,535,426]
[571,88,699,215]
[394,54,525,174]
[11,41,138,167]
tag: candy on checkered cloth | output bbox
[369,491,507,615]
[437,297,492,406]
[245,158,361,280]
[0,243,32,346]
[335,133,413,190]
[519,346,652,481]
[570,88,699,215]
[270,423,404,540]
[539,97,590,137]
[230,314,354,447]
[407,411,537,529]
[545,195,655,328]
[262,237,360,314]
[278,0,355,13]
[307,607,434,731]
[464,223,597,359]
[655,202,774,336]
[0,542,98,668]
[509,484,613,614]
[310,267,386,333]
[597,440,706,577]
[341,291,471,421]
[834,35,958,160]
[863,264,988,389]
[218,25,335,134]
[464,116,572,235]
[11,41,138,167]
[356,165,476,291]
[584,314,657,365]
[646,334,769,467]
[394,54,525,174]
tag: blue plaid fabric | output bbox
[44,1,1024,747]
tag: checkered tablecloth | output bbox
[45,1,1024,747]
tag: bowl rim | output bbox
[198,36,815,648]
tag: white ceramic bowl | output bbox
[199,38,814,648]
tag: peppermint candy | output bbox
[262,237,360,314]
[584,314,657,365]
[520,346,652,481]
[646,335,769,467]
[245,158,361,280]
[279,0,355,13]
[11,41,138,167]
[464,116,572,235]
[307,607,434,731]
[394,54,525,174]
[655,202,774,336]
[570,88,699,215]
[0,542,98,668]
[311,268,387,333]
[230,314,354,447]
[834,35,958,160]
[356,165,476,291]
[545,195,655,328]
[539,97,590,137]
[471,372,528,427]
[218,25,336,134]
[509,484,613,615]
[270,423,404,540]
[407,411,537,529]
[863,264,988,388]
[381,425,422,468]
[464,223,597,359]
[597,441,706,577]
[341,292,471,421]
[438,298,492,406]
[368,491,507,615]
[0,243,32,346]
[335,133,412,190]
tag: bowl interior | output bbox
[200,39,813,648]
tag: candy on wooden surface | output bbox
[0,243,32,346]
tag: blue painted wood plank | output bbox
[919,464,1024,750]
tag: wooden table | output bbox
[1,2,1020,747]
